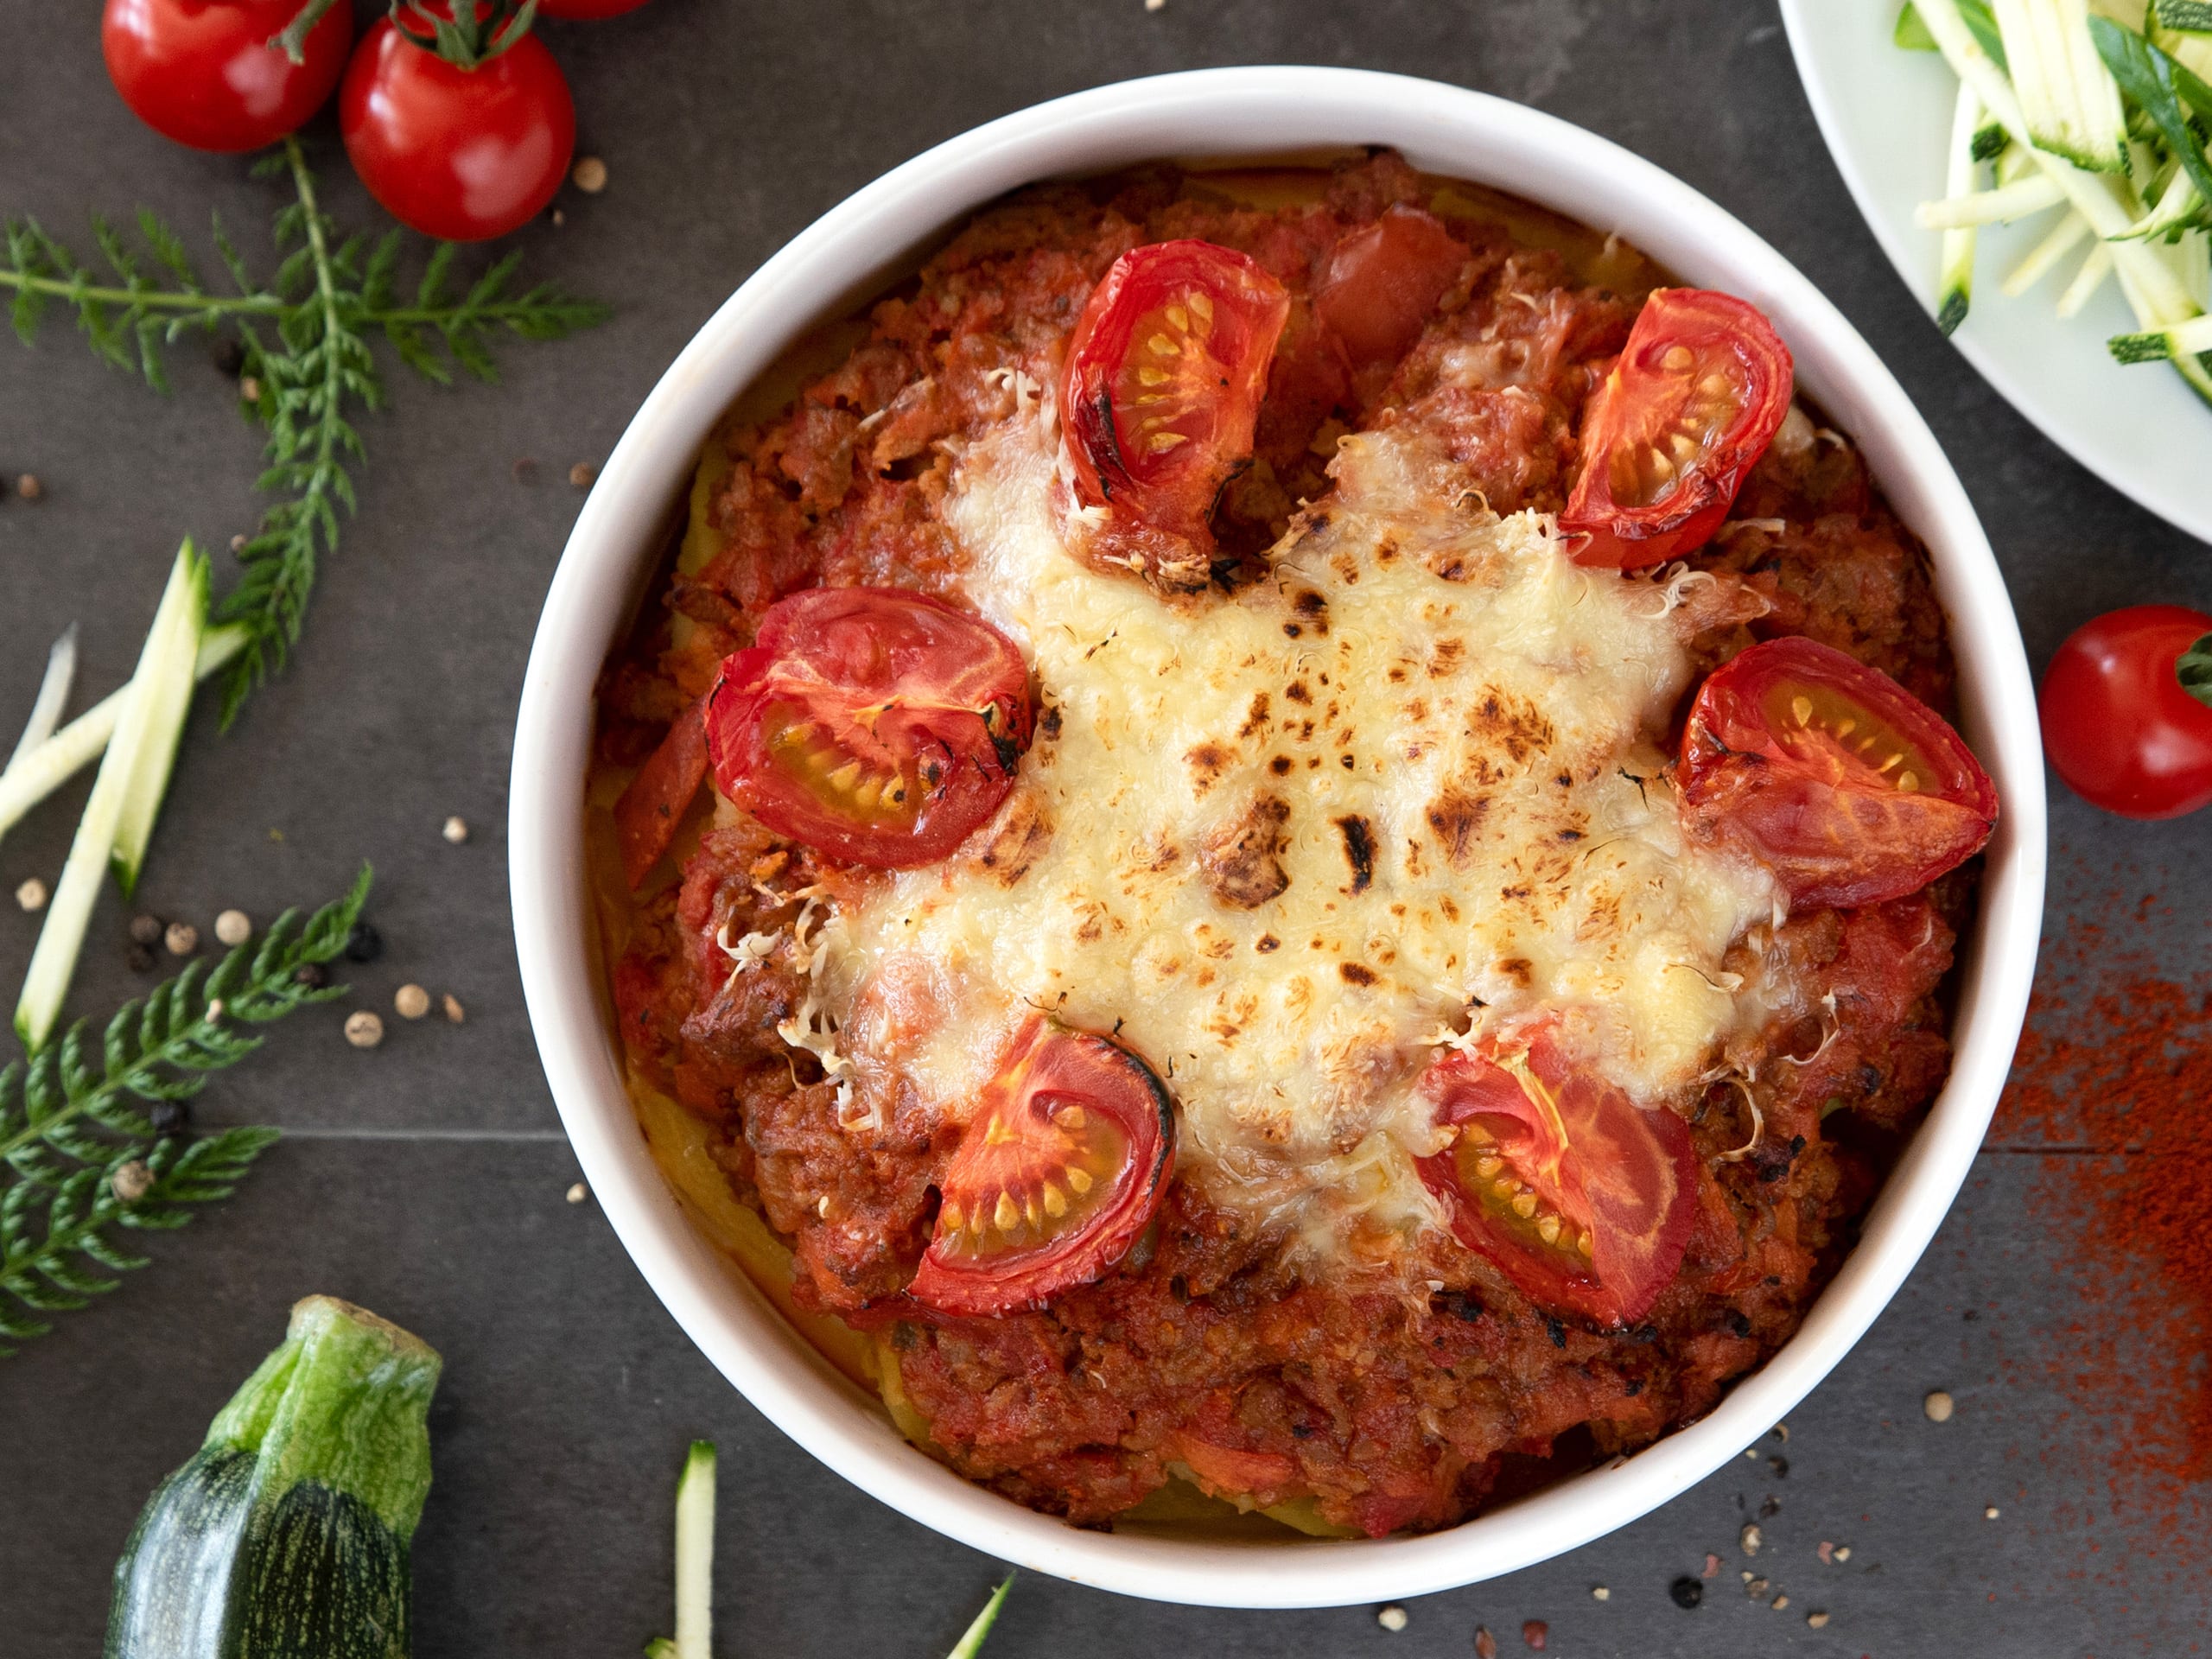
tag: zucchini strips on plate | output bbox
[1899,0,2212,402]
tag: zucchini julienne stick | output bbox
[1915,172,2067,228]
[2056,237,2118,315]
[111,548,207,901]
[1900,0,2011,61]
[1939,80,1989,332]
[673,1440,716,1659]
[0,626,78,858]
[1993,0,2130,170]
[2109,310,2212,359]
[106,1296,441,1659]
[946,1578,1015,1659]
[16,544,205,1053]
[0,623,244,844]
[6,626,77,772]
[2003,209,2094,292]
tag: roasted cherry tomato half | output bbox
[338,10,575,243]
[2040,605,2212,821]
[704,587,1032,868]
[103,0,352,153]
[1414,1027,1697,1328]
[1677,636,1997,909]
[1559,288,1793,569]
[1060,239,1291,541]
[909,1018,1176,1318]
[1313,205,1468,368]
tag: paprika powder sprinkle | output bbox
[1991,898,2212,1574]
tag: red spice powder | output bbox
[1991,902,2212,1574]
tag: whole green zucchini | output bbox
[106,1294,442,1659]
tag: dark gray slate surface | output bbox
[3,2,2209,1654]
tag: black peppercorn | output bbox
[128,913,164,946]
[1669,1576,1703,1610]
[125,944,156,974]
[293,961,331,990]
[212,336,245,378]
[149,1099,189,1135]
[345,922,384,963]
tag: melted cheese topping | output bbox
[812,413,1777,1268]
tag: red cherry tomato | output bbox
[2040,604,2212,820]
[613,696,709,888]
[1060,239,1291,542]
[1559,289,1794,569]
[703,587,1033,868]
[909,1018,1175,1318]
[102,0,351,153]
[1677,636,1997,909]
[535,0,653,14]
[1313,205,1468,367]
[338,14,575,243]
[1414,1027,1697,1328]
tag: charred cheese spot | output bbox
[973,791,1052,888]
[816,416,1780,1274]
[1185,741,1234,795]
[1200,794,1292,910]
[1425,786,1490,868]
[1335,814,1376,893]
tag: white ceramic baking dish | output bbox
[510,66,2046,1608]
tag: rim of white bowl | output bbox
[511,66,2047,1609]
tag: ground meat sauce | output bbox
[595,152,1974,1536]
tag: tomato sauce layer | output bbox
[594,153,1975,1537]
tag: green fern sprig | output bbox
[1,137,609,724]
[0,866,371,1350]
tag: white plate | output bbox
[1782,0,2212,543]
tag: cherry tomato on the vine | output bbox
[338,7,575,244]
[2040,604,2212,820]
[103,0,352,154]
